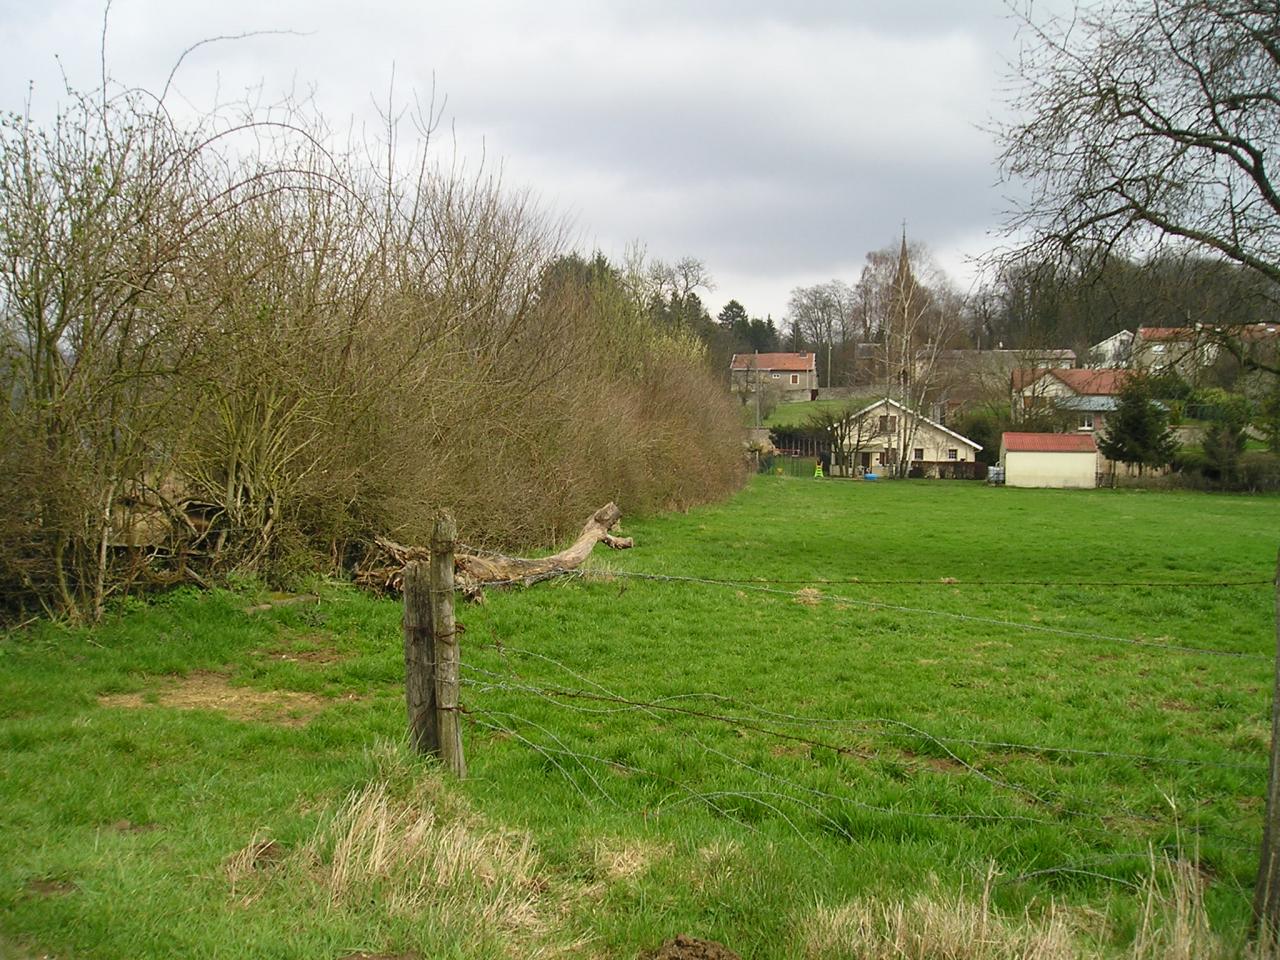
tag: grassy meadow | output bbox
[2,476,1279,959]
[761,397,869,429]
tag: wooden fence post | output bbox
[431,511,466,778]
[1254,548,1280,940]
[402,512,466,776]
[403,560,438,756]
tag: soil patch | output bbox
[108,819,159,833]
[26,878,76,897]
[258,646,346,665]
[98,672,332,726]
[900,748,965,773]
[652,934,741,960]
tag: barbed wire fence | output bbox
[405,535,1275,897]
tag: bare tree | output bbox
[998,0,1280,371]
[788,280,857,387]
[999,2,1280,930]
[855,235,965,475]
[805,401,874,475]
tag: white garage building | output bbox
[1000,432,1098,489]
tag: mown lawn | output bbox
[2,476,1278,958]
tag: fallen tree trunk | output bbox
[356,502,633,598]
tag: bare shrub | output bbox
[0,66,746,621]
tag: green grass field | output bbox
[762,397,873,429]
[2,477,1279,958]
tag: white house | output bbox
[1086,330,1134,368]
[1000,432,1098,488]
[839,397,983,477]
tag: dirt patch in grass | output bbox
[900,748,965,774]
[108,818,159,833]
[25,878,76,897]
[258,646,346,665]
[651,934,741,960]
[769,742,811,759]
[98,672,334,726]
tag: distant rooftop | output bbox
[729,352,816,372]
[1002,432,1098,454]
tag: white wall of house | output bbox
[840,399,981,470]
[1003,450,1097,488]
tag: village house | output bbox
[929,347,1076,422]
[836,397,983,477]
[1012,367,1129,435]
[729,351,818,402]
[1085,330,1134,368]
[1132,325,1218,378]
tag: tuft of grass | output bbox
[801,881,1076,960]
[801,857,1249,960]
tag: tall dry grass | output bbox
[801,857,1261,960]
[223,759,583,959]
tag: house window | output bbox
[913,448,924,461]
[947,448,958,460]
[770,372,781,379]
[790,373,799,385]
[878,415,898,434]
[1079,414,1094,431]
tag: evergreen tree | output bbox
[1260,381,1280,455]
[1200,392,1252,483]
[1098,374,1178,475]
[716,299,749,330]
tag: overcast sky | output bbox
[0,0,1042,322]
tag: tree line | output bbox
[0,85,746,624]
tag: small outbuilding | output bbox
[1000,432,1098,489]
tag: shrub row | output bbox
[0,89,745,622]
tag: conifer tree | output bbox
[1098,375,1178,475]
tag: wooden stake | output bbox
[403,560,438,756]
[431,511,466,778]
[1255,548,1280,941]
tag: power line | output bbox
[468,643,1267,773]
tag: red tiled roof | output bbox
[1011,368,1051,391]
[1049,368,1128,396]
[1011,367,1128,396]
[1002,431,1098,453]
[1138,326,1194,342]
[729,352,815,372]
[1219,322,1280,342]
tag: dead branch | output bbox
[356,502,633,598]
